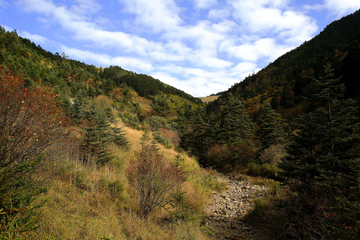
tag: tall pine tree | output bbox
[257,102,288,150]
[279,65,360,237]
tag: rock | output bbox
[204,175,267,240]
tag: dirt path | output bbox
[205,175,267,240]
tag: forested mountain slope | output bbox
[0,25,219,240]
[0,26,199,103]
[207,9,360,118]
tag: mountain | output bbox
[0,26,200,104]
[207,9,360,119]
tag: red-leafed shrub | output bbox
[0,68,74,237]
[127,137,185,219]
[154,128,181,148]
[0,68,70,168]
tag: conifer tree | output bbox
[257,103,288,150]
[218,93,254,143]
[72,91,86,123]
[279,65,360,236]
[81,104,114,164]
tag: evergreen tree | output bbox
[111,126,130,149]
[218,94,254,143]
[279,65,360,237]
[257,103,288,149]
[81,104,114,164]
[72,92,86,123]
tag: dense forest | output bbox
[1,9,360,240]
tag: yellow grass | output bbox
[199,95,219,103]
[26,118,221,239]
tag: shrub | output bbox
[0,67,69,169]
[119,112,140,130]
[146,116,168,131]
[247,162,282,178]
[258,144,286,165]
[153,128,181,149]
[0,68,69,237]
[127,137,185,219]
[204,144,231,166]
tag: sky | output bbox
[0,0,360,97]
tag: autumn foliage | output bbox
[0,67,68,168]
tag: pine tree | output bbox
[279,65,360,236]
[217,94,254,143]
[257,103,288,150]
[81,104,114,164]
[72,92,86,123]
[216,94,256,166]
[111,126,129,149]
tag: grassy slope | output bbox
[29,115,224,240]
[199,95,220,103]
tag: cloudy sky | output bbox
[1,0,360,97]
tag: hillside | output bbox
[207,9,360,118]
[199,95,220,103]
[0,26,222,239]
[0,26,200,104]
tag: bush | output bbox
[127,137,185,219]
[119,112,140,130]
[153,128,181,149]
[0,68,69,169]
[146,116,168,131]
[0,68,70,237]
[258,144,286,165]
[246,190,346,240]
[247,163,282,178]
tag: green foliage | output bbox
[111,126,130,149]
[146,116,169,131]
[0,157,48,238]
[257,103,289,149]
[279,65,360,238]
[247,162,282,178]
[120,112,141,130]
[99,234,113,240]
[218,93,254,143]
[151,95,172,118]
[81,104,115,164]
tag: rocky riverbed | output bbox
[205,175,268,240]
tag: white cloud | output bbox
[225,38,292,62]
[20,31,49,45]
[231,0,317,38]
[193,0,217,9]
[71,0,101,17]
[324,0,360,17]
[17,0,166,56]
[208,8,231,20]
[61,45,155,72]
[118,0,182,32]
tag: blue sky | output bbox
[1,0,360,97]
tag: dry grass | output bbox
[199,95,219,103]
[26,119,218,239]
